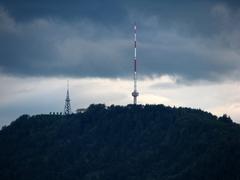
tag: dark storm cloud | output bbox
[0,0,127,24]
[0,0,240,81]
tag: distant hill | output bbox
[0,104,240,180]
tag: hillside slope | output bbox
[0,104,240,180]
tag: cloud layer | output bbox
[1,75,240,126]
[1,1,240,81]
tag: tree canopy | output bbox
[0,104,239,180]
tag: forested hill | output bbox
[1,104,240,180]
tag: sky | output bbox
[1,0,240,126]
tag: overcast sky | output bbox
[1,0,240,126]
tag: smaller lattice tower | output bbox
[64,80,71,115]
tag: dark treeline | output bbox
[0,104,240,180]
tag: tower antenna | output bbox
[132,23,139,104]
[64,80,72,115]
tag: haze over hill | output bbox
[0,104,240,180]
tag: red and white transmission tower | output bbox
[131,23,139,104]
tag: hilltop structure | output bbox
[64,81,71,115]
[132,23,139,104]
